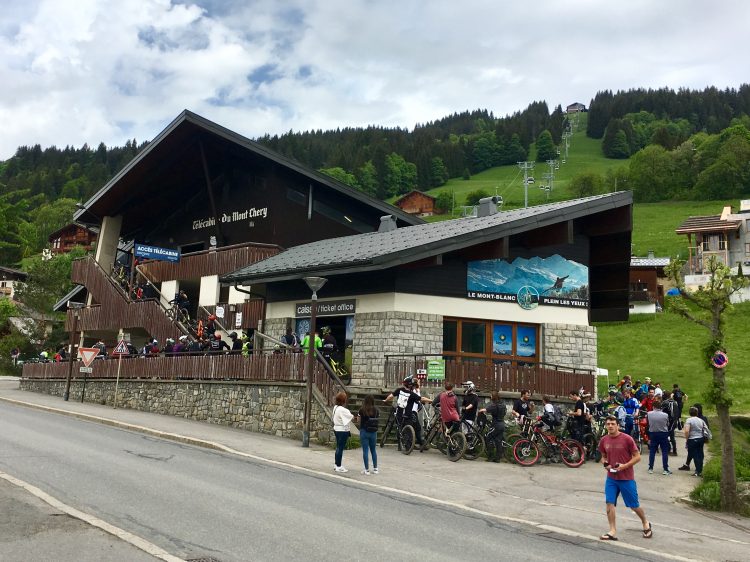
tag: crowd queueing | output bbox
[330,373,707,482]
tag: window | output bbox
[702,238,710,251]
[443,318,539,365]
[719,235,726,251]
[745,242,750,255]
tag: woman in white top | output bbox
[332,391,355,473]
[682,406,707,477]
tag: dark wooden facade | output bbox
[394,191,437,216]
[49,223,97,254]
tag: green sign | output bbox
[427,359,445,381]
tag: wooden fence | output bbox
[384,356,596,398]
[21,351,341,405]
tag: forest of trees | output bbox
[585,86,750,202]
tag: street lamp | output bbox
[64,302,84,401]
[302,276,327,447]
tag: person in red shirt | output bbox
[438,382,461,433]
[640,387,656,412]
[598,415,652,541]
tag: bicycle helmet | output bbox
[166,338,175,344]
[321,326,331,334]
[229,331,238,339]
[403,374,415,387]
[463,381,477,393]
[178,335,188,341]
[208,314,217,321]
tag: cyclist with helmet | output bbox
[164,338,175,355]
[228,331,242,353]
[478,391,507,462]
[205,314,218,338]
[383,374,431,446]
[320,326,338,364]
[461,381,479,423]
[208,332,230,353]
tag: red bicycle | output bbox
[513,417,585,468]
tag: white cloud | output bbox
[0,0,748,159]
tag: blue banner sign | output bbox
[134,243,180,263]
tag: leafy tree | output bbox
[666,256,749,513]
[628,145,675,202]
[319,167,359,189]
[535,130,556,162]
[604,166,630,193]
[693,126,750,199]
[355,161,378,197]
[465,189,490,206]
[14,247,86,335]
[570,172,603,198]
[471,132,500,172]
[435,191,454,214]
[430,157,449,187]
[383,153,417,197]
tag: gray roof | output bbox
[630,257,670,268]
[222,192,632,285]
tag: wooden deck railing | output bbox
[384,356,596,398]
[138,242,281,283]
[21,351,341,404]
[69,256,185,342]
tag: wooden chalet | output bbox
[48,222,98,254]
[394,190,437,216]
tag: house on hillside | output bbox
[675,200,750,300]
[566,102,587,113]
[394,190,437,216]
[629,252,670,314]
[0,266,27,300]
[48,222,98,254]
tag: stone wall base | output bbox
[19,379,332,443]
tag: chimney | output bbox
[378,215,397,232]
[648,250,655,259]
[740,200,750,213]
[477,196,501,217]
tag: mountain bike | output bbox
[420,409,467,462]
[326,355,351,385]
[513,418,585,468]
[461,416,485,461]
[379,407,416,455]
[476,413,520,463]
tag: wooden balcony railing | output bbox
[69,256,185,342]
[384,356,596,399]
[21,351,340,405]
[138,242,281,283]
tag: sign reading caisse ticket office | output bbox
[295,299,356,318]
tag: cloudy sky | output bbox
[0,0,747,160]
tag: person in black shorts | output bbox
[383,375,431,445]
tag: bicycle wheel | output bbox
[560,439,585,468]
[513,439,540,466]
[337,364,351,385]
[446,432,467,462]
[380,414,394,448]
[463,428,485,461]
[582,433,596,461]
[400,424,415,455]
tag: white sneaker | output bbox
[361,469,370,475]
[334,466,348,473]
[373,468,379,474]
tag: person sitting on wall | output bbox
[208,333,230,354]
[205,314,218,338]
[281,327,300,352]
[228,332,243,353]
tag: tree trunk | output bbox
[714,366,738,511]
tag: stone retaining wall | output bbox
[543,323,597,372]
[352,311,442,386]
[20,379,332,442]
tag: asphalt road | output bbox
[0,401,667,562]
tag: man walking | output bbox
[598,415,652,541]
[647,398,672,474]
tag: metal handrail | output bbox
[314,348,347,393]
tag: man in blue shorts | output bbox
[598,415,652,541]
